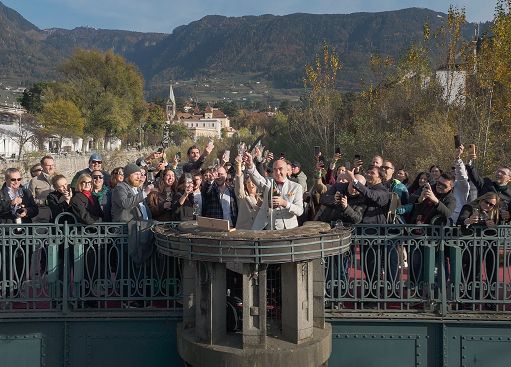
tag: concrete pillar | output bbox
[312,259,325,329]
[182,260,196,330]
[281,261,313,344]
[195,262,226,344]
[242,264,267,347]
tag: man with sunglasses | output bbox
[28,155,55,222]
[0,168,38,223]
[71,153,111,188]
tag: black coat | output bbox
[71,191,103,225]
[410,188,456,225]
[466,164,511,206]
[353,181,391,224]
[319,182,366,225]
[0,185,39,223]
[47,190,72,222]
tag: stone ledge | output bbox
[177,323,332,367]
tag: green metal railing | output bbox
[325,224,511,314]
[1,221,510,316]
[0,221,182,313]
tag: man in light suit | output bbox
[244,153,303,230]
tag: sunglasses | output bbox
[92,175,104,180]
[10,178,22,182]
[115,172,124,176]
[91,161,102,164]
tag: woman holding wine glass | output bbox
[147,168,176,221]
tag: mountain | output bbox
[0,1,489,96]
[0,1,165,85]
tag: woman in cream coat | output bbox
[234,156,262,229]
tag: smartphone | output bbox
[454,135,462,149]
[280,152,286,159]
[468,144,476,155]
[354,154,361,161]
[345,161,351,170]
[335,147,341,155]
[225,150,231,162]
[207,139,214,150]
[175,152,181,160]
[314,146,320,156]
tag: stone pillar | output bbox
[242,264,267,347]
[312,259,325,329]
[182,260,196,330]
[281,261,313,344]
[195,262,226,344]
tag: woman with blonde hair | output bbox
[234,155,262,229]
[457,192,502,305]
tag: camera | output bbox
[15,206,26,216]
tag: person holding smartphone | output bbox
[47,174,73,222]
[182,140,215,173]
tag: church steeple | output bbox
[166,83,176,122]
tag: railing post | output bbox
[63,221,69,313]
[439,226,447,316]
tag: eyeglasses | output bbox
[10,178,22,182]
[92,175,104,180]
[483,200,496,208]
[91,161,102,164]
[81,181,92,185]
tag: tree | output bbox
[0,114,39,160]
[19,82,47,114]
[283,42,343,163]
[39,99,85,150]
[56,49,145,146]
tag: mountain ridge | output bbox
[0,1,489,96]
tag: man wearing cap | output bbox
[71,153,111,188]
[111,163,154,264]
[289,161,307,192]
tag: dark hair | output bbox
[429,165,443,174]
[368,165,385,180]
[40,155,54,165]
[187,145,200,155]
[397,168,409,185]
[408,172,430,193]
[156,168,176,192]
[440,172,455,182]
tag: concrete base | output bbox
[177,323,332,367]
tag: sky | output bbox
[2,0,497,33]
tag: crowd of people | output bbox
[1,141,509,293]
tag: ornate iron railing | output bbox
[1,221,510,315]
[324,224,511,314]
[0,220,181,313]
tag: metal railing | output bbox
[0,221,181,313]
[324,224,511,314]
[2,221,510,316]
